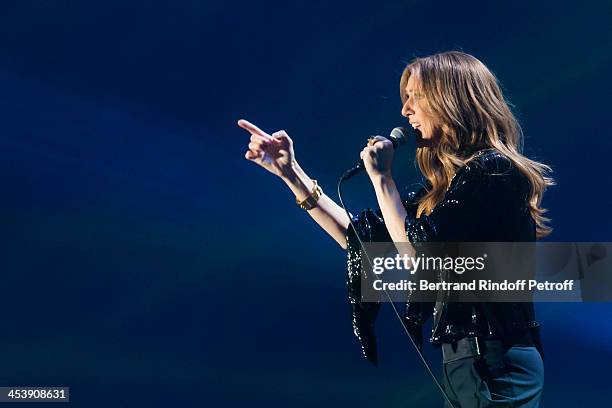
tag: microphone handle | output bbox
[340,159,365,181]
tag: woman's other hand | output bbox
[237,118,351,249]
[238,119,295,179]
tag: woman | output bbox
[238,51,554,407]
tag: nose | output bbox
[401,99,414,118]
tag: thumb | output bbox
[272,130,291,146]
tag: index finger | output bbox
[237,119,272,138]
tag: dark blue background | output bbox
[1,0,611,406]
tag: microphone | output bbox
[341,127,411,180]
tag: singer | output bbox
[237,51,553,408]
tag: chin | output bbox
[415,128,439,148]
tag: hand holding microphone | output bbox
[341,127,410,181]
[360,135,396,179]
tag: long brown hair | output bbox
[400,51,554,238]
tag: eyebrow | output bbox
[405,88,424,95]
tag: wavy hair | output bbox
[400,51,555,238]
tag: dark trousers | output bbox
[442,344,544,408]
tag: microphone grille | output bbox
[390,127,410,147]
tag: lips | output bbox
[410,122,421,129]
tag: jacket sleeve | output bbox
[345,188,428,364]
[345,207,388,366]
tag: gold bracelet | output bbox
[296,179,323,210]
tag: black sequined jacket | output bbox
[345,148,544,365]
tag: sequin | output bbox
[345,149,544,364]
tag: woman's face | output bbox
[401,74,439,142]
